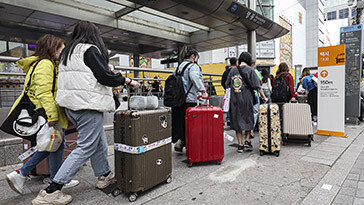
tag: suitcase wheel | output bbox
[217,160,222,165]
[189,163,193,168]
[128,193,137,202]
[42,177,50,184]
[275,151,280,157]
[112,188,121,197]
[166,176,172,184]
[260,151,264,156]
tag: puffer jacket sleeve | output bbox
[33,60,58,122]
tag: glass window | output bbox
[126,10,199,32]
[0,41,7,56]
[339,8,349,19]
[8,42,25,58]
[327,11,337,20]
[255,0,274,20]
[73,0,125,12]
[260,0,273,4]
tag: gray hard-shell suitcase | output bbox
[112,108,172,202]
[282,103,314,146]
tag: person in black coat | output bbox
[221,57,238,90]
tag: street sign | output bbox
[317,45,346,137]
[340,24,363,124]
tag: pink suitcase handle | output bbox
[197,96,210,107]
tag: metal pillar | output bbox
[133,54,140,78]
[247,0,257,60]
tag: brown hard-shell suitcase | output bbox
[282,103,314,146]
[113,108,172,202]
[258,103,281,157]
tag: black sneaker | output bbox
[237,145,244,153]
[244,141,253,151]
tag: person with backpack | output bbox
[5,34,79,196]
[302,67,317,119]
[167,45,207,152]
[32,21,140,205]
[261,69,272,102]
[226,52,268,153]
[272,62,297,103]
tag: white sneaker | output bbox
[96,172,116,189]
[63,180,80,189]
[6,171,26,195]
[32,190,72,205]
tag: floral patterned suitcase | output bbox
[258,103,281,157]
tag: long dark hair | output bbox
[32,34,65,65]
[178,45,199,64]
[60,21,109,66]
[302,67,311,77]
[261,69,270,83]
[276,62,289,76]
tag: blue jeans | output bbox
[253,94,260,127]
[20,139,64,181]
[226,111,230,121]
[53,109,110,184]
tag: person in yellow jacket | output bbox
[6,34,78,195]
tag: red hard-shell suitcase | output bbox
[185,98,224,167]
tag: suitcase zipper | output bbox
[267,103,272,153]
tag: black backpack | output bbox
[272,73,290,103]
[164,63,192,108]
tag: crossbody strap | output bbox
[25,60,57,96]
[237,66,257,104]
[176,62,194,97]
[237,66,254,91]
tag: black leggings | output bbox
[308,87,318,117]
[172,102,197,147]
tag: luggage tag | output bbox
[224,132,234,142]
[18,146,37,161]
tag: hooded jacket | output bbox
[10,56,68,128]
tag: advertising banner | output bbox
[317,45,346,137]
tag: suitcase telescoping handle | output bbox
[197,96,210,107]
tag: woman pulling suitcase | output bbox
[172,45,208,152]
[31,21,140,205]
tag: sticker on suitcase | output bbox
[114,137,172,154]
[258,104,281,153]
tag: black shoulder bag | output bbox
[0,60,56,141]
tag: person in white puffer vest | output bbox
[32,21,140,205]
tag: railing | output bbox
[0,56,20,62]
[0,56,224,107]
[114,65,223,77]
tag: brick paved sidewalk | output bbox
[332,150,364,205]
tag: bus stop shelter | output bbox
[0,0,288,59]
